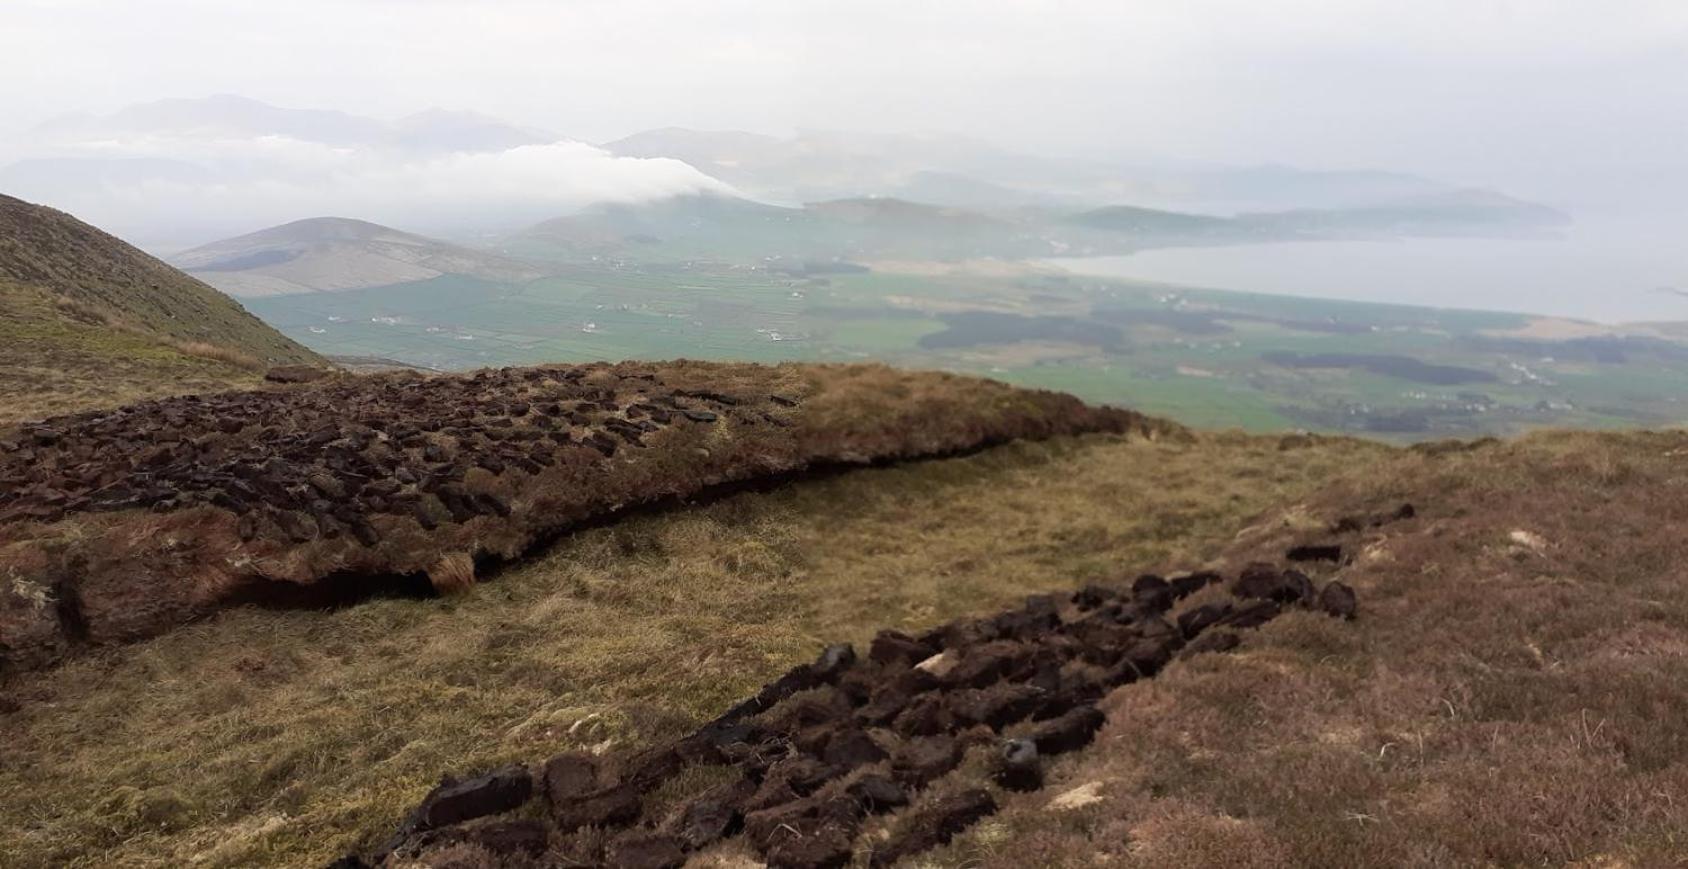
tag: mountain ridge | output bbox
[173,216,546,297]
[0,194,321,422]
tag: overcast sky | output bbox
[3,0,1686,212]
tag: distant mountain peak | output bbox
[172,215,544,297]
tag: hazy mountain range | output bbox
[1,96,1564,252]
[600,127,1457,214]
[176,189,1568,298]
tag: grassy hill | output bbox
[0,195,321,423]
[3,422,1685,866]
[1063,204,1244,237]
[173,217,544,297]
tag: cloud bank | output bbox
[1,102,735,249]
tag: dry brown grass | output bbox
[6,420,1683,868]
[0,430,1378,867]
[427,552,478,594]
[927,429,1688,867]
[165,339,265,371]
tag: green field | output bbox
[248,262,1688,439]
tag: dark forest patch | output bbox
[1262,351,1497,385]
[805,305,931,321]
[918,312,1125,351]
[1090,307,1232,335]
[1456,334,1688,365]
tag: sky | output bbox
[2,0,1685,212]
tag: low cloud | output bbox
[2,127,734,249]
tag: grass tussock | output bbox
[427,552,477,594]
[165,339,265,371]
[0,431,1378,867]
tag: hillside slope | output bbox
[0,427,1372,867]
[4,428,1682,868]
[174,217,545,297]
[2,389,1685,867]
[0,195,318,359]
[0,195,321,422]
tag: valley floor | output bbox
[4,427,1687,867]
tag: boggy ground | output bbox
[0,429,1375,867]
[0,361,1164,672]
[355,559,1360,869]
[4,428,1684,868]
[960,430,1688,867]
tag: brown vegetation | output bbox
[0,194,317,366]
[354,561,1357,868]
[919,430,1688,867]
[0,428,1362,867]
[3,383,1682,867]
[0,361,1171,672]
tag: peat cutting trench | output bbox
[0,361,1171,675]
[340,557,1361,869]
